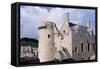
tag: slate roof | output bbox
[69,22,76,27]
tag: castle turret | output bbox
[38,21,55,62]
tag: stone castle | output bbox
[38,13,96,62]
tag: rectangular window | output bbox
[88,42,90,51]
[48,34,50,38]
[93,44,95,51]
[81,43,83,51]
[75,47,77,53]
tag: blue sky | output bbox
[20,5,95,39]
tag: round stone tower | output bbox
[38,21,55,62]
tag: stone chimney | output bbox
[63,13,69,26]
[86,19,90,28]
[86,19,91,32]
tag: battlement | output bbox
[38,21,54,30]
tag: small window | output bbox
[75,47,77,53]
[63,30,65,33]
[88,57,90,60]
[62,47,65,52]
[87,42,90,51]
[82,57,84,60]
[81,43,83,51]
[63,30,66,36]
[48,34,50,38]
[93,44,95,51]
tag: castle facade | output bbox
[38,13,96,62]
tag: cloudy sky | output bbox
[20,5,95,39]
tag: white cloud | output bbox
[20,6,49,39]
[47,8,66,29]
